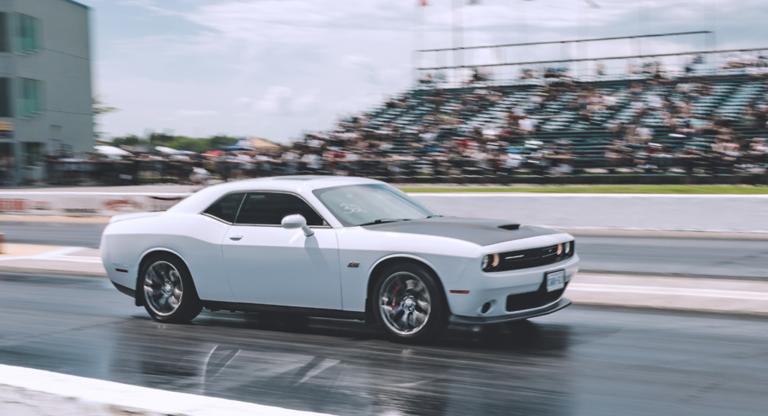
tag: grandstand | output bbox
[359,73,767,167]
[44,34,768,186]
[289,36,768,184]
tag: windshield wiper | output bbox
[358,218,412,226]
[426,215,443,219]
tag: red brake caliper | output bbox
[390,281,402,308]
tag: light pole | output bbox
[452,0,463,83]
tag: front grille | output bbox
[493,241,574,272]
[506,281,567,312]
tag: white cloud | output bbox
[248,86,318,114]
[117,0,183,17]
[174,109,218,117]
[289,93,318,114]
[253,86,291,113]
[87,0,768,142]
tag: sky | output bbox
[79,0,768,143]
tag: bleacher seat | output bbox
[355,74,767,165]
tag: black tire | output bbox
[139,253,202,323]
[371,262,447,342]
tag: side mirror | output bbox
[281,214,314,237]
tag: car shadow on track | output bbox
[114,312,582,416]
[164,310,578,353]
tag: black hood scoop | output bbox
[498,224,520,231]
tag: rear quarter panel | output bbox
[101,212,234,301]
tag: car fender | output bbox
[366,252,441,278]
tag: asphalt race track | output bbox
[575,236,768,279]
[0,272,766,416]
[0,221,106,248]
[1,220,766,279]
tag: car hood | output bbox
[361,216,561,246]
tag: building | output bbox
[0,0,93,185]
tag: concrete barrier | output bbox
[1,190,766,233]
[413,193,768,233]
[0,191,187,216]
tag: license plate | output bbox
[545,270,565,292]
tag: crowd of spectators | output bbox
[272,68,768,180]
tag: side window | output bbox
[203,192,245,223]
[236,192,325,226]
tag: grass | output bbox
[399,184,768,194]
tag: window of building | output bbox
[0,143,12,185]
[0,78,11,117]
[235,192,325,226]
[0,13,9,52]
[203,192,245,223]
[23,142,44,166]
[16,14,41,53]
[18,78,43,118]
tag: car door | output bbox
[221,191,342,310]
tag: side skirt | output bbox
[201,300,366,321]
[112,281,135,298]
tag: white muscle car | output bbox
[101,176,578,341]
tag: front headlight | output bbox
[564,241,572,254]
[482,241,575,273]
[482,253,500,272]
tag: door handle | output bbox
[229,235,243,241]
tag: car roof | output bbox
[215,175,381,192]
[167,175,383,214]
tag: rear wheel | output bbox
[140,254,202,323]
[373,262,446,342]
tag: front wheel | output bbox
[140,254,202,323]
[373,262,447,342]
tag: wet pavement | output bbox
[0,272,766,416]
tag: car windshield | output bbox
[313,184,435,227]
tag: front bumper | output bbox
[445,255,578,324]
[450,297,571,325]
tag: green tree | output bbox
[148,132,176,146]
[93,97,117,139]
[209,135,240,149]
[111,135,143,147]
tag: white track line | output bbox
[29,256,103,264]
[34,246,84,257]
[0,247,95,263]
[570,283,768,301]
[0,364,333,416]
